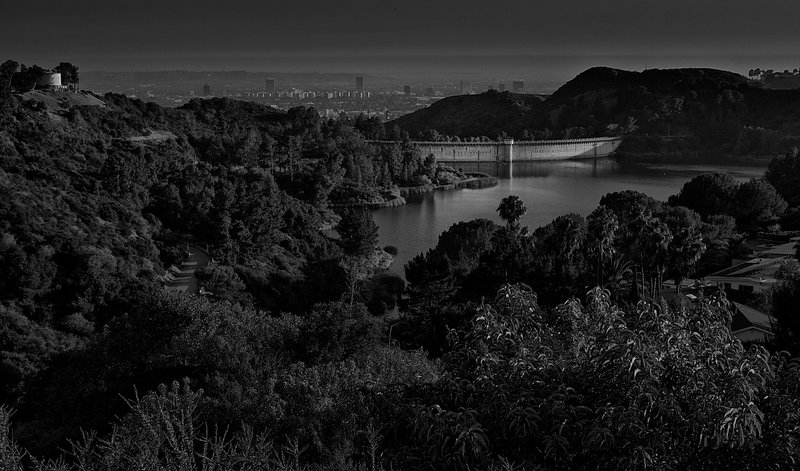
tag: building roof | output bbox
[706,257,783,284]
[731,301,775,334]
[744,238,798,258]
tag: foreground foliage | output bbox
[390,285,800,470]
[5,285,800,470]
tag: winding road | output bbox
[163,245,210,294]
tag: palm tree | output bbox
[497,195,527,229]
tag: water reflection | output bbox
[454,158,621,178]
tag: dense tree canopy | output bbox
[765,148,800,206]
[337,208,379,257]
[733,178,788,232]
[668,172,739,217]
[3,62,800,470]
[5,284,800,470]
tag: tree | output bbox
[497,195,527,229]
[10,64,47,93]
[402,219,499,354]
[668,173,739,218]
[619,115,638,135]
[299,301,380,364]
[733,178,788,233]
[279,135,302,181]
[0,406,24,471]
[531,213,589,297]
[661,206,706,292]
[336,209,376,258]
[0,60,18,98]
[336,208,381,304]
[54,61,79,90]
[634,214,672,298]
[340,254,376,306]
[658,96,684,136]
[194,263,251,305]
[586,206,619,285]
[767,261,800,355]
[599,190,661,226]
[765,148,800,207]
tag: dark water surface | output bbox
[371,158,766,276]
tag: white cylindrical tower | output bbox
[36,72,62,88]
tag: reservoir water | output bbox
[371,158,767,276]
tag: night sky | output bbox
[3,0,800,80]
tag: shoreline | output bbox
[329,173,498,209]
[329,195,408,210]
[398,173,498,196]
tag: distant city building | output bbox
[265,77,275,95]
[423,87,435,97]
[459,80,471,95]
[355,75,364,92]
[202,83,211,96]
[403,85,411,95]
[498,83,506,91]
[512,80,524,92]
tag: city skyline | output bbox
[3,1,800,81]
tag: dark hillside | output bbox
[549,67,755,101]
[390,90,543,138]
[0,88,414,448]
[390,66,800,157]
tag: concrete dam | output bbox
[407,137,623,164]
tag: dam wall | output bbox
[513,137,622,160]
[374,137,623,163]
[411,140,511,163]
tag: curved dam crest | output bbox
[371,137,623,164]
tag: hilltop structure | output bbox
[35,72,66,90]
[748,67,800,89]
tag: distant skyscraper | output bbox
[459,80,471,95]
[265,78,275,95]
[403,85,411,95]
[512,80,524,93]
[424,87,435,97]
[498,83,506,92]
[202,83,211,96]
[355,75,364,92]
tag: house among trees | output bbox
[706,235,800,295]
[2,60,79,93]
[705,257,782,295]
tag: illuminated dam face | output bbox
[408,137,624,164]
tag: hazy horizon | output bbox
[4,0,800,83]
[44,54,800,87]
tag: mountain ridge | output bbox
[389,67,800,156]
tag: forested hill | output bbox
[0,87,433,450]
[0,86,443,325]
[389,91,543,138]
[390,67,800,156]
[548,67,754,99]
[6,70,800,470]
